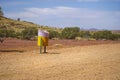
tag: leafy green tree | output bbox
[92,30,114,40]
[79,31,91,38]
[0,29,16,43]
[62,27,80,39]
[0,6,4,17]
[15,32,22,39]
[22,27,37,40]
[48,30,60,39]
[109,33,120,40]
[17,18,20,21]
[6,30,16,37]
[92,31,100,40]
[0,29,6,43]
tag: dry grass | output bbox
[0,43,120,80]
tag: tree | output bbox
[0,29,18,43]
[0,29,7,43]
[79,30,91,38]
[92,30,114,40]
[62,27,80,39]
[109,33,120,40]
[22,27,37,40]
[0,6,4,17]
[48,30,60,39]
[15,32,22,39]
[17,18,20,21]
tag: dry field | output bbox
[0,38,120,50]
[0,39,120,80]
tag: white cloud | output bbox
[77,0,99,2]
[24,6,102,19]
[77,0,120,2]
[5,6,120,29]
[6,12,38,19]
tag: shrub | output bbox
[0,6,4,17]
[0,29,17,43]
[79,31,91,39]
[22,27,37,40]
[48,30,60,39]
[15,32,22,39]
[61,27,80,39]
[109,33,120,40]
[92,30,120,40]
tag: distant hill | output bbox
[0,16,62,32]
[81,28,120,34]
[112,30,120,34]
[89,28,98,31]
[0,16,119,34]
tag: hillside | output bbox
[0,16,120,40]
[0,16,62,32]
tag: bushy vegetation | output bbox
[79,31,91,39]
[61,27,80,39]
[22,27,37,40]
[61,27,120,40]
[0,26,120,43]
[48,30,61,39]
[0,29,18,43]
[0,6,120,42]
[0,6,4,17]
[93,30,120,40]
[0,27,37,42]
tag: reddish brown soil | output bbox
[0,43,120,80]
[0,38,120,80]
[0,38,120,51]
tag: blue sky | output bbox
[0,0,120,30]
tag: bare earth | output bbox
[0,40,120,80]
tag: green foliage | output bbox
[109,33,120,40]
[0,16,62,34]
[17,18,20,21]
[0,6,120,41]
[48,30,60,39]
[6,30,16,37]
[0,29,17,43]
[79,31,91,38]
[93,30,110,40]
[92,30,120,40]
[0,15,62,40]
[15,32,22,39]
[0,7,62,38]
[62,27,80,39]
[0,29,6,38]
[0,29,16,38]
[22,27,37,40]
[0,6,4,17]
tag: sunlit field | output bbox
[0,39,120,80]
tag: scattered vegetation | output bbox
[0,29,17,43]
[79,30,91,39]
[92,30,120,40]
[0,7,4,17]
[61,27,80,39]
[0,6,120,42]
[48,30,61,39]
[22,27,37,40]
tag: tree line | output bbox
[61,27,120,40]
[0,6,120,42]
[0,27,120,43]
[0,27,37,43]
